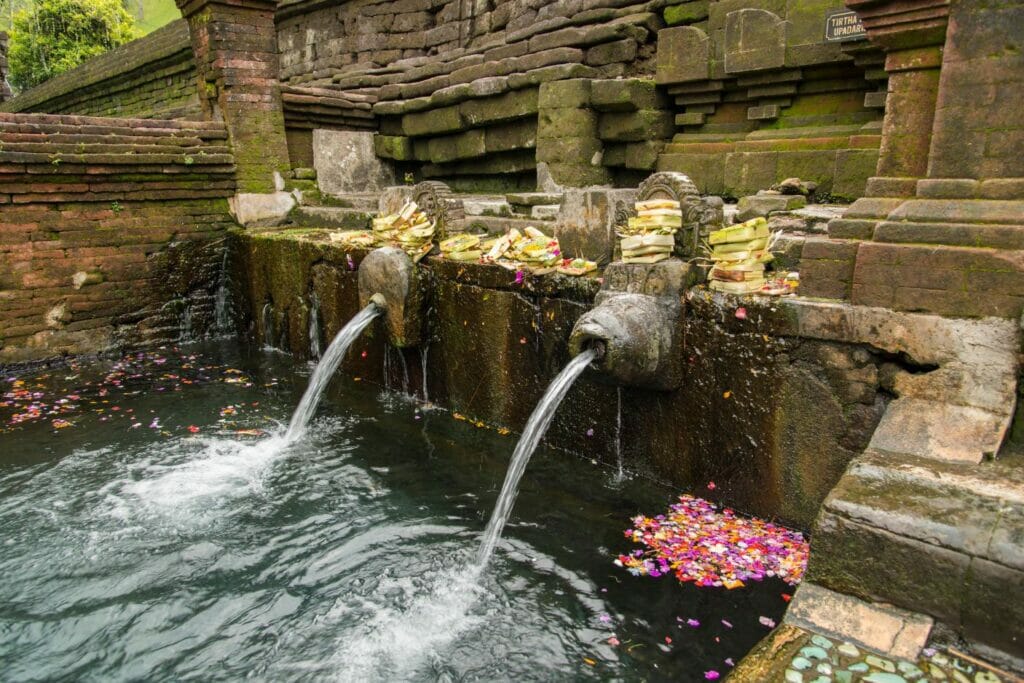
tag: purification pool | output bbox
[0,342,790,681]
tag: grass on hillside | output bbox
[130,0,180,34]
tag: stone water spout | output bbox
[357,247,427,348]
[569,260,688,391]
[568,172,721,391]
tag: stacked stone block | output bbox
[653,0,885,199]
[536,80,610,188]
[591,78,673,182]
[283,0,661,189]
[277,0,660,86]
[0,113,237,363]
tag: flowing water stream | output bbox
[1,341,789,681]
[478,349,599,566]
[285,303,379,443]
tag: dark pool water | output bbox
[0,342,790,681]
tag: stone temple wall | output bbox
[230,230,892,530]
[0,21,200,120]
[0,113,238,363]
[277,0,885,197]
[0,0,888,199]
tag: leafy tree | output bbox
[8,0,137,91]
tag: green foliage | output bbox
[8,0,137,91]
[130,0,179,34]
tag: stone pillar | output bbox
[873,47,941,185]
[846,0,950,196]
[535,79,613,190]
[176,0,294,222]
[926,0,1024,183]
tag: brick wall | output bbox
[0,21,200,120]
[0,113,238,363]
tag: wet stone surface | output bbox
[761,629,1012,683]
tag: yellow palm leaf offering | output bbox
[618,199,681,263]
[707,217,774,294]
[327,230,375,248]
[556,257,597,276]
[370,200,436,262]
[439,233,483,262]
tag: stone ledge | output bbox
[785,583,933,660]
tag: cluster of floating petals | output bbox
[616,495,809,589]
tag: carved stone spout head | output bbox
[568,260,688,391]
[358,247,427,348]
[569,293,678,389]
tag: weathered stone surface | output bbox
[538,78,592,109]
[597,110,674,142]
[427,129,486,163]
[484,119,537,153]
[736,193,807,220]
[555,187,636,263]
[833,149,879,200]
[314,130,396,195]
[664,1,709,26]
[584,38,637,66]
[543,162,614,189]
[623,141,665,170]
[402,104,463,136]
[536,136,604,165]
[231,191,296,226]
[590,78,667,112]
[785,583,933,660]
[373,134,415,161]
[506,192,563,207]
[460,88,539,126]
[655,26,710,84]
[537,108,599,139]
[357,246,426,348]
[724,8,786,74]
[870,399,1008,463]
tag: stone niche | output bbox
[313,130,396,196]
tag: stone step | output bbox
[505,192,563,207]
[290,206,374,230]
[306,193,379,211]
[808,448,1024,664]
[456,214,553,236]
[531,205,560,221]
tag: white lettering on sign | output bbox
[824,9,867,42]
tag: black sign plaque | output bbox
[824,9,867,42]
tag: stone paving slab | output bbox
[732,623,1017,682]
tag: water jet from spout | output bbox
[285,303,381,443]
[477,348,598,566]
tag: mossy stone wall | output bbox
[231,231,888,529]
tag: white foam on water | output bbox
[330,563,486,681]
[111,430,290,519]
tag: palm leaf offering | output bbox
[618,199,681,263]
